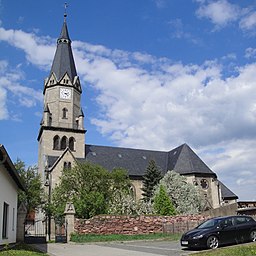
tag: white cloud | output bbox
[195,1,256,34]
[245,47,256,59]
[0,27,55,70]
[240,11,256,31]
[0,84,8,120]
[196,0,240,28]
[2,25,256,199]
[0,59,42,120]
[154,0,167,9]
[168,19,200,45]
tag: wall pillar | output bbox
[64,202,75,242]
[16,202,27,242]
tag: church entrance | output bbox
[24,217,67,243]
[55,218,67,243]
[24,218,47,244]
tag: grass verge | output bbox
[71,232,181,243]
[0,243,47,256]
[193,243,256,256]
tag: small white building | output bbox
[0,144,25,245]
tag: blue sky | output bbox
[1,0,256,200]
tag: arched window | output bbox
[64,161,71,169]
[60,136,67,150]
[130,184,136,199]
[53,135,60,150]
[62,108,68,119]
[69,137,75,151]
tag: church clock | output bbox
[60,88,71,99]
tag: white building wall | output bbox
[0,167,18,245]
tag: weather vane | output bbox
[64,3,68,21]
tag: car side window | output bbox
[222,217,234,227]
[245,217,254,223]
[236,217,246,225]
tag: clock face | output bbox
[60,88,71,99]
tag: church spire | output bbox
[49,10,77,84]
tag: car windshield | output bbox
[197,218,222,229]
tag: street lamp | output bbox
[44,165,51,241]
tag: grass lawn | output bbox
[0,243,47,256]
[193,243,256,256]
[71,232,181,243]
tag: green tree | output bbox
[153,184,176,215]
[14,159,44,213]
[155,170,203,214]
[51,162,131,219]
[142,160,162,202]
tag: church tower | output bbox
[37,14,86,178]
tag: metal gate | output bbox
[24,218,47,244]
[55,218,67,243]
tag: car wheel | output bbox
[250,230,256,242]
[206,236,219,249]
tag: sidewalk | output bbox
[32,242,164,256]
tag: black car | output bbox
[180,215,256,249]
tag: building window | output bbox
[49,115,52,126]
[53,135,60,150]
[201,179,209,189]
[2,202,9,239]
[63,79,69,84]
[193,180,198,186]
[60,136,67,150]
[69,137,75,151]
[64,161,71,169]
[62,108,68,119]
[130,184,136,199]
[12,208,15,231]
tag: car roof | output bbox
[211,215,253,221]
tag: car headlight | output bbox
[192,234,203,239]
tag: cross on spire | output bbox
[64,3,68,21]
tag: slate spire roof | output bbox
[49,18,77,82]
[167,144,217,177]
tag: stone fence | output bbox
[74,214,209,235]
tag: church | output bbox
[37,16,238,211]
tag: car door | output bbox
[218,217,237,245]
[234,216,255,242]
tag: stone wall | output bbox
[202,203,238,218]
[74,215,209,235]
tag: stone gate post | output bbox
[17,202,27,242]
[64,202,75,242]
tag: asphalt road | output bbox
[33,240,200,256]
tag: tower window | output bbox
[64,161,71,169]
[63,79,69,84]
[69,137,75,151]
[60,136,67,150]
[62,108,68,119]
[49,115,52,126]
[53,135,60,150]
